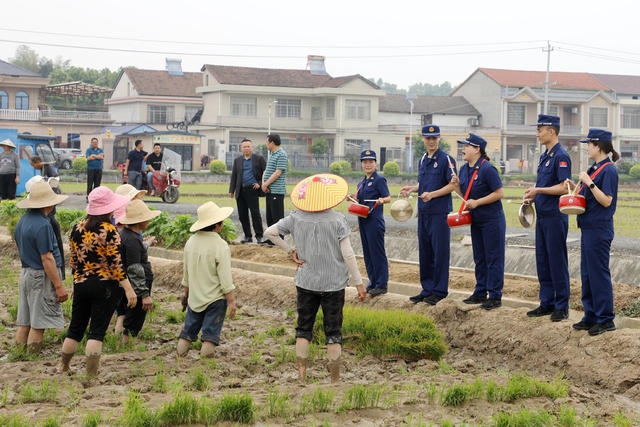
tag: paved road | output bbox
[59,194,640,254]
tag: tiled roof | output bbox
[202,64,378,89]
[124,68,202,97]
[478,68,610,91]
[380,94,479,115]
[591,73,640,95]
[0,59,42,77]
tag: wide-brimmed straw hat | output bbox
[0,139,16,149]
[86,186,129,216]
[290,173,348,212]
[190,201,233,232]
[17,181,68,209]
[119,199,161,225]
[115,184,146,200]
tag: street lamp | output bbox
[406,95,416,174]
[268,100,278,136]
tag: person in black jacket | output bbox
[228,139,266,243]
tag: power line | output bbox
[556,47,640,65]
[552,40,640,58]
[0,27,546,49]
[0,38,543,59]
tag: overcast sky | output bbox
[2,0,639,90]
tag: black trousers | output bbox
[237,187,264,239]
[265,193,285,227]
[87,169,102,195]
[0,173,17,200]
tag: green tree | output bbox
[408,81,454,96]
[413,136,451,161]
[10,45,40,73]
[369,77,407,95]
[310,137,329,155]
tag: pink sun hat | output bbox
[86,186,129,216]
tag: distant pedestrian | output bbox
[229,138,266,243]
[59,186,137,377]
[86,137,104,195]
[14,182,69,355]
[0,139,20,200]
[145,143,163,196]
[261,134,288,245]
[117,199,160,343]
[177,201,236,358]
[124,140,147,190]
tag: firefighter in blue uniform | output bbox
[524,114,572,322]
[451,133,505,310]
[355,149,391,297]
[566,129,619,336]
[400,125,456,305]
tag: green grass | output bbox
[313,305,447,361]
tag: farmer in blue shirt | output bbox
[124,140,148,190]
[401,125,456,305]
[566,129,619,336]
[523,115,572,322]
[451,133,505,311]
[86,137,104,196]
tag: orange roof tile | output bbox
[478,68,610,91]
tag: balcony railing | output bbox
[0,108,111,122]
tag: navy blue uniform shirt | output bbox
[534,143,572,217]
[458,158,503,223]
[242,157,257,186]
[417,148,456,214]
[577,159,618,230]
[356,171,390,219]
[14,209,62,269]
[127,149,148,173]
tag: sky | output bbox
[1,0,639,90]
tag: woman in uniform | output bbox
[566,129,619,336]
[353,150,391,297]
[451,134,505,310]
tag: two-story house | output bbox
[0,59,113,147]
[592,74,640,164]
[452,68,617,173]
[194,56,398,169]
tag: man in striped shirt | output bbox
[261,134,288,245]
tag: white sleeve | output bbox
[339,236,363,286]
[264,224,293,253]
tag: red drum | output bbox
[447,211,472,228]
[559,194,586,215]
[348,202,371,218]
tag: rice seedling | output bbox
[337,384,385,411]
[213,392,255,424]
[61,298,73,319]
[273,343,296,366]
[313,306,447,361]
[152,371,168,393]
[251,332,267,346]
[65,383,81,407]
[493,408,556,427]
[298,388,335,414]
[82,410,102,427]
[118,391,158,427]
[441,421,454,427]
[19,380,58,403]
[556,406,581,427]
[189,367,209,391]
[425,381,438,404]
[7,344,41,362]
[1,385,8,407]
[157,394,203,425]
[436,360,456,374]
[267,326,287,338]
[137,327,154,341]
[501,373,568,402]
[165,310,186,324]
[286,309,295,318]
[7,298,18,322]
[441,383,471,407]
[403,413,428,427]
[39,413,61,427]
[613,411,634,427]
[485,379,501,402]
[0,413,30,427]
[265,387,291,419]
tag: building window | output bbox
[589,107,608,127]
[507,103,525,125]
[623,107,640,129]
[230,96,257,117]
[127,82,131,96]
[185,106,201,121]
[147,105,174,124]
[15,91,29,110]
[311,106,322,120]
[276,98,301,119]
[545,105,559,116]
[422,114,433,126]
[326,98,335,119]
[0,91,7,109]
[345,99,371,121]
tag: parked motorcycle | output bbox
[121,148,181,203]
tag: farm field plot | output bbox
[1,243,640,425]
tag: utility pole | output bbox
[543,40,553,115]
[406,95,416,174]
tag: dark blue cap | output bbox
[421,124,440,137]
[580,128,612,143]
[535,114,560,127]
[457,133,487,151]
[360,149,377,160]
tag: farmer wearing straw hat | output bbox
[60,186,138,377]
[14,181,69,354]
[264,173,367,383]
[0,138,20,200]
[177,201,236,358]
[117,199,161,343]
